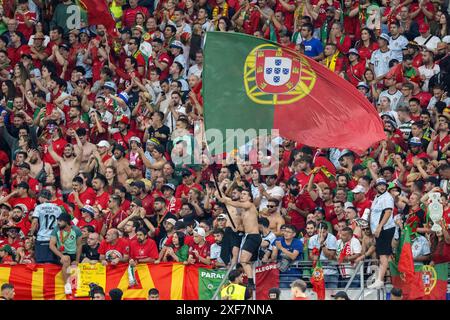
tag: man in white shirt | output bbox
[164,91,186,133]
[411,233,431,266]
[389,22,408,62]
[257,174,285,211]
[418,50,440,92]
[414,23,441,51]
[370,34,396,80]
[367,178,396,289]
[336,227,362,287]
[188,50,203,77]
[210,229,226,267]
[378,74,403,110]
[308,222,339,288]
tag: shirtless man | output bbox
[86,140,113,175]
[259,198,285,237]
[73,128,96,171]
[355,225,376,263]
[110,145,131,185]
[27,148,55,185]
[216,188,262,290]
[48,136,82,196]
[137,145,167,175]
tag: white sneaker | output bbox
[367,279,384,289]
[64,283,73,295]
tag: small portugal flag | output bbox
[203,32,385,155]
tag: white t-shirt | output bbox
[411,235,431,266]
[210,243,224,265]
[336,237,362,278]
[389,35,408,62]
[258,184,285,211]
[379,90,403,111]
[308,233,338,275]
[370,191,396,233]
[188,64,203,78]
[418,64,440,92]
[414,35,441,51]
[32,203,62,242]
[370,49,396,78]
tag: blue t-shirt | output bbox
[302,38,323,58]
[273,237,303,261]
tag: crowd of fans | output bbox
[0,0,449,300]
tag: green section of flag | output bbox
[203,32,276,154]
[198,268,227,300]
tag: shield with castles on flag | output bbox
[255,49,301,94]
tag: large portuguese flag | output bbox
[203,32,385,155]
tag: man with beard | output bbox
[119,219,139,243]
[321,43,345,74]
[49,212,82,295]
[73,128,96,171]
[149,198,177,247]
[216,189,261,289]
[112,115,136,150]
[260,199,285,237]
[129,227,159,266]
[67,176,96,220]
[110,144,131,185]
[0,226,24,256]
[294,155,326,189]
[102,195,128,234]
[48,141,82,197]
[9,205,31,236]
[283,177,316,233]
[66,106,88,134]
[98,228,130,265]
[256,174,284,211]
[131,180,154,216]
[210,228,226,268]
[91,174,110,211]
[367,178,396,289]
[27,148,55,186]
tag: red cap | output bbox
[419,23,429,33]
[117,115,130,125]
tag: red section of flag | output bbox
[272,53,385,155]
[8,265,33,300]
[148,263,174,300]
[182,265,200,300]
[255,263,279,300]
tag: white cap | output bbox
[165,218,177,226]
[129,136,141,144]
[97,140,111,148]
[351,185,366,194]
[194,227,206,238]
[344,202,354,209]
